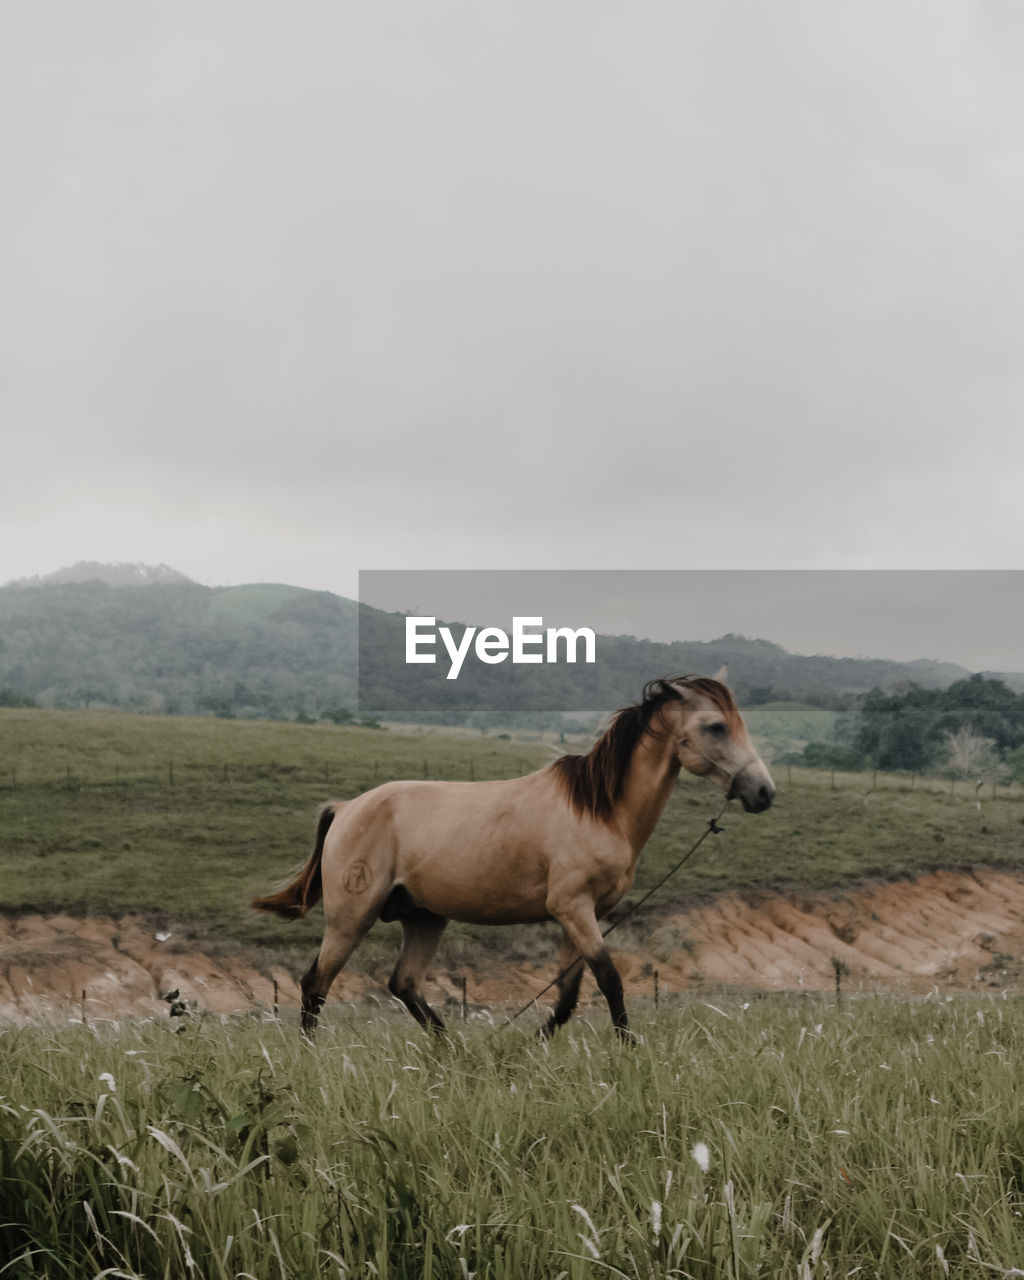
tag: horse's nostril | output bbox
[758,785,774,809]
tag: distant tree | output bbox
[856,685,939,770]
[1005,746,1024,784]
[0,687,36,707]
[940,728,1004,781]
[876,717,933,772]
[855,677,1024,772]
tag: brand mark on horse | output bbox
[343,860,371,894]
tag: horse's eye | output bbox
[703,721,729,739]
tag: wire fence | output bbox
[3,756,1022,802]
[0,755,542,792]
[775,762,1023,801]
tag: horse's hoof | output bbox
[615,1025,638,1046]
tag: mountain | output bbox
[0,572,356,718]
[0,565,1017,720]
[8,561,194,588]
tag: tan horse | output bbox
[253,672,774,1038]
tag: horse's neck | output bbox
[618,732,682,854]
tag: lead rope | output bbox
[507,794,732,1023]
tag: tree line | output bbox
[2,580,1021,749]
[798,675,1024,781]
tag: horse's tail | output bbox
[251,801,341,920]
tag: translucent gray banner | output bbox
[357,570,1024,713]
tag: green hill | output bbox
[0,565,1012,723]
[0,579,357,718]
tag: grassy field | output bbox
[1,707,1023,975]
[0,709,556,972]
[4,997,1024,1277]
[4,711,1024,1278]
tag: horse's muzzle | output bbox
[739,783,775,813]
[729,766,776,813]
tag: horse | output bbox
[252,671,775,1039]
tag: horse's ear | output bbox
[712,664,728,684]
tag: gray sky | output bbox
[3,4,1024,662]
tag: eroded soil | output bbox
[3,868,1024,1023]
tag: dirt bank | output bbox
[3,867,1024,1023]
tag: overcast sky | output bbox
[3,4,1024,663]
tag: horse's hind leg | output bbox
[541,934,583,1038]
[301,911,377,1036]
[388,910,448,1031]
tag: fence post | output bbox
[460,975,468,1019]
[654,969,660,1009]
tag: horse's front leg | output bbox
[549,898,634,1043]
[541,933,584,1038]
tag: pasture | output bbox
[1,706,1023,979]
[4,998,1024,1277]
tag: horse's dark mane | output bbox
[551,676,739,823]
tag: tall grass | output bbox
[3,997,1024,1277]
